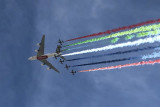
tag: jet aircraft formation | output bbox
[28,35,76,75]
[29,18,160,75]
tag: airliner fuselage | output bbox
[28,53,59,60]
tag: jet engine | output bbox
[41,63,45,66]
[47,67,51,70]
[37,43,40,46]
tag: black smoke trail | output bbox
[71,57,138,67]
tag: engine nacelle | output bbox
[47,67,51,70]
[35,50,38,52]
[41,63,44,66]
[37,43,40,46]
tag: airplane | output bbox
[54,54,57,59]
[70,70,76,75]
[58,39,64,45]
[57,45,62,49]
[56,47,61,54]
[54,51,65,60]
[56,45,62,53]
[55,45,66,61]
[65,64,70,70]
[59,59,64,64]
[28,35,65,73]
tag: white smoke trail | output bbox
[62,35,160,56]
[142,51,160,59]
[154,47,160,51]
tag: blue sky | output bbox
[1,0,160,107]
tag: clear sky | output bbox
[1,0,160,107]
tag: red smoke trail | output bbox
[66,19,160,42]
[78,59,160,72]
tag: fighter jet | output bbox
[57,45,62,49]
[54,45,66,61]
[58,39,64,45]
[65,64,70,70]
[54,51,65,61]
[70,70,76,75]
[28,35,64,73]
[56,47,61,54]
[56,45,62,53]
[54,54,57,59]
[59,59,64,64]
[53,50,65,61]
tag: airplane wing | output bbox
[37,35,45,56]
[40,59,60,73]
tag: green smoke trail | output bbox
[62,49,70,52]
[136,29,160,38]
[112,29,160,43]
[63,29,160,52]
[65,23,160,47]
[110,37,119,43]
[124,29,160,40]
[125,35,135,40]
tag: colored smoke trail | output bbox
[78,59,160,72]
[64,23,160,47]
[66,45,160,61]
[65,18,160,42]
[62,35,160,56]
[72,51,160,67]
[142,51,160,59]
[110,37,119,43]
[64,29,160,52]
[155,47,160,51]
[125,35,135,40]
[63,43,95,52]
[110,28,160,43]
[72,57,137,67]
[62,49,70,51]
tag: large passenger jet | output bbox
[28,35,65,73]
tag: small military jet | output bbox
[65,64,70,70]
[28,35,64,73]
[55,46,66,61]
[54,54,57,59]
[58,39,64,45]
[56,47,61,54]
[59,59,64,64]
[54,52,65,61]
[70,70,76,75]
[56,45,62,53]
[57,45,62,49]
